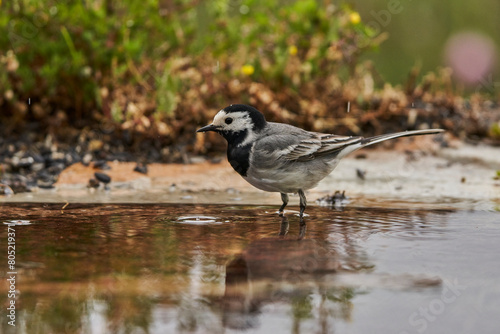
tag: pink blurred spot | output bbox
[444,32,496,85]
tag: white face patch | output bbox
[212,110,254,132]
[210,110,259,146]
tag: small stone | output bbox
[36,170,52,180]
[356,168,366,180]
[133,163,148,174]
[93,160,111,170]
[88,178,100,188]
[355,153,367,159]
[31,161,45,172]
[32,154,45,163]
[10,156,20,167]
[88,139,104,151]
[51,151,66,161]
[94,172,111,184]
[46,164,64,174]
[37,179,55,189]
[82,153,93,166]
[17,156,34,168]
[65,152,80,165]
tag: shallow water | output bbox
[1,203,499,334]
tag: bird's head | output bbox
[197,104,266,145]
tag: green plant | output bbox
[4,0,492,150]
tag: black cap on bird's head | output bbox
[196,104,267,134]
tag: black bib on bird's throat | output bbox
[223,129,251,177]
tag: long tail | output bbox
[360,129,445,147]
[335,129,444,159]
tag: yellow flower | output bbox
[288,45,298,56]
[349,12,361,25]
[241,64,255,76]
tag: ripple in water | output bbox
[3,220,32,225]
[176,215,222,225]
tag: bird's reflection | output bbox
[278,214,307,239]
[222,254,260,329]
[220,207,447,331]
[278,215,289,236]
[221,218,345,330]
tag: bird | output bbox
[197,104,444,218]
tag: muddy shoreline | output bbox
[2,139,499,211]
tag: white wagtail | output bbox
[197,104,444,218]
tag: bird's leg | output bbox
[279,192,289,216]
[298,189,307,218]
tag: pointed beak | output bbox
[196,124,219,133]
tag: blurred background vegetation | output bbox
[353,0,500,84]
[1,0,499,158]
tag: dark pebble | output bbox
[36,170,53,182]
[37,180,55,189]
[356,168,366,180]
[94,172,111,184]
[46,164,65,174]
[93,160,111,170]
[133,163,148,174]
[354,153,367,159]
[32,154,45,163]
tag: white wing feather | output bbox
[282,134,362,161]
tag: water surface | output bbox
[1,203,499,334]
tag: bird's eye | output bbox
[225,117,233,125]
